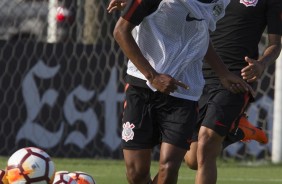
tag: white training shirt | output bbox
[127,0,230,101]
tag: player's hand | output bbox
[149,74,189,94]
[241,56,265,83]
[107,0,127,13]
[219,72,255,97]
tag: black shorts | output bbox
[193,83,250,139]
[121,84,198,150]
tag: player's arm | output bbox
[114,18,188,93]
[241,34,281,82]
[204,41,255,96]
[113,18,158,82]
[242,0,282,83]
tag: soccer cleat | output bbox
[238,115,268,144]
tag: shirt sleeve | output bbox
[121,0,161,25]
[267,0,282,35]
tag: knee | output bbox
[198,128,223,153]
[159,161,180,177]
[126,167,151,184]
[196,135,223,167]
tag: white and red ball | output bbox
[68,171,96,184]
[6,147,55,184]
[52,171,76,184]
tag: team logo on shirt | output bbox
[212,3,223,17]
[239,0,258,7]
[122,121,135,142]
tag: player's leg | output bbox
[196,127,224,184]
[184,84,211,171]
[195,84,247,184]
[153,93,198,184]
[156,143,187,184]
[123,149,152,184]
[184,142,198,170]
[121,84,158,184]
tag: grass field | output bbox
[1,156,282,184]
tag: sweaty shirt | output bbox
[121,0,230,101]
[203,0,282,84]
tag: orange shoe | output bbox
[238,115,268,144]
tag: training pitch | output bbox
[0,156,282,184]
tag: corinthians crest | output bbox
[240,0,258,7]
[122,122,135,142]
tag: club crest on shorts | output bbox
[239,0,258,7]
[122,122,135,142]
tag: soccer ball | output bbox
[0,169,8,184]
[68,171,96,184]
[6,147,55,184]
[52,171,76,184]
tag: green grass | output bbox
[1,156,282,184]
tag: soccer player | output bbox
[112,0,254,183]
[107,0,268,146]
[184,0,282,184]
